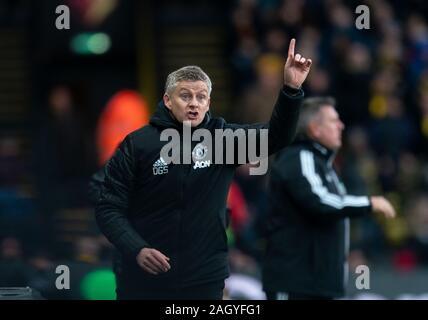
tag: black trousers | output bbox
[117,281,225,300]
[265,291,333,300]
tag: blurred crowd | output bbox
[1,0,428,299]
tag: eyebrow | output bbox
[178,88,207,94]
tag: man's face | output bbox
[311,106,345,151]
[163,80,210,127]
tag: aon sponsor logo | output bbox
[193,160,211,170]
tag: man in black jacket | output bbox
[262,97,396,300]
[95,39,312,299]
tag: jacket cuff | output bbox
[129,244,148,259]
[117,232,150,259]
[367,197,373,213]
[282,85,304,98]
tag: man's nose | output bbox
[188,96,199,108]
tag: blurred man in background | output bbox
[94,39,312,299]
[262,97,396,300]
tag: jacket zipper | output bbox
[176,146,192,292]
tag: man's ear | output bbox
[307,121,319,139]
[163,94,172,110]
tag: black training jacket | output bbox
[262,139,372,298]
[94,86,303,292]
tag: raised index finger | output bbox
[288,38,296,57]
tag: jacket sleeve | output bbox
[94,135,150,258]
[223,85,303,165]
[276,149,372,222]
[88,167,105,206]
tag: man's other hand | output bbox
[136,247,171,275]
[370,196,396,219]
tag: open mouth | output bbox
[187,111,199,120]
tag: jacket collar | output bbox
[294,137,336,166]
[149,100,211,131]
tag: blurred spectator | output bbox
[235,53,284,123]
[0,237,32,287]
[35,85,96,208]
[402,194,428,266]
[0,135,26,189]
[32,85,98,257]
[341,127,380,195]
[0,135,30,220]
[0,135,37,242]
[26,249,57,300]
[263,26,288,55]
[406,14,428,85]
[227,181,251,236]
[334,42,372,124]
[418,89,428,156]
[369,95,417,160]
[396,152,424,198]
[306,67,331,96]
[227,180,264,258]
[277,0,305,35]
